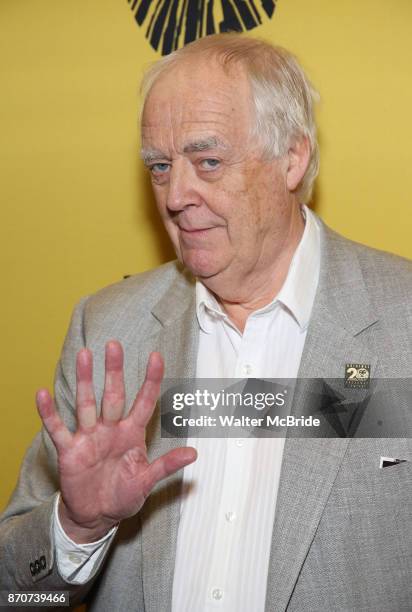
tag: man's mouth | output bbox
[178,225,214,233]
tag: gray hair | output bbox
[141,34,320,203]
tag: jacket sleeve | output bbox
[0,296,101,607]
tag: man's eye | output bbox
[150,163,170,174]
[200,158,220,170]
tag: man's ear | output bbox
[286,137,310,192]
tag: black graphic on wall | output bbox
[128,0,276,55]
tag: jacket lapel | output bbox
[138,270,199,612]
[265,221,380,612]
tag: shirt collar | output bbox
[195,205,320,333]
[196,280,227,334]
[275,205,320,330]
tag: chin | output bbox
[181,250,223,279]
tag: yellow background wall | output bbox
[1,0,411,511]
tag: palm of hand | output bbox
[57,417,150,528]
[36,341,196,541]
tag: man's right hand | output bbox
[36,341,197,544]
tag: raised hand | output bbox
[36,341,197,543]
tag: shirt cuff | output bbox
[53,493,118,584]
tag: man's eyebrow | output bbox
[183,137,227,153]
[140,137,227,164]
[140,148,171,165]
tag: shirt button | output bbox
[68,553,82,565]
[243,364,253,376]
[225,511,236,523]
[211,588,224,601]
[235,439,244,447]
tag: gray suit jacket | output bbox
[1,219,412,611]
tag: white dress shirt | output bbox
[53,206,321,610]
[171,206,320,611]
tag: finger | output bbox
[102,340,126,424]
[130,352,164,428]
[76,348,97,430]
[141,447,197,496]
[36,389,73,451]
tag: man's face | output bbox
[141,58,294,290]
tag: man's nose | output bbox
[166,163,202,212]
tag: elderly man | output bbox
[1,34,412,612]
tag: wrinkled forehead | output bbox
[141,58,254,149]
[143,55,251,112]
